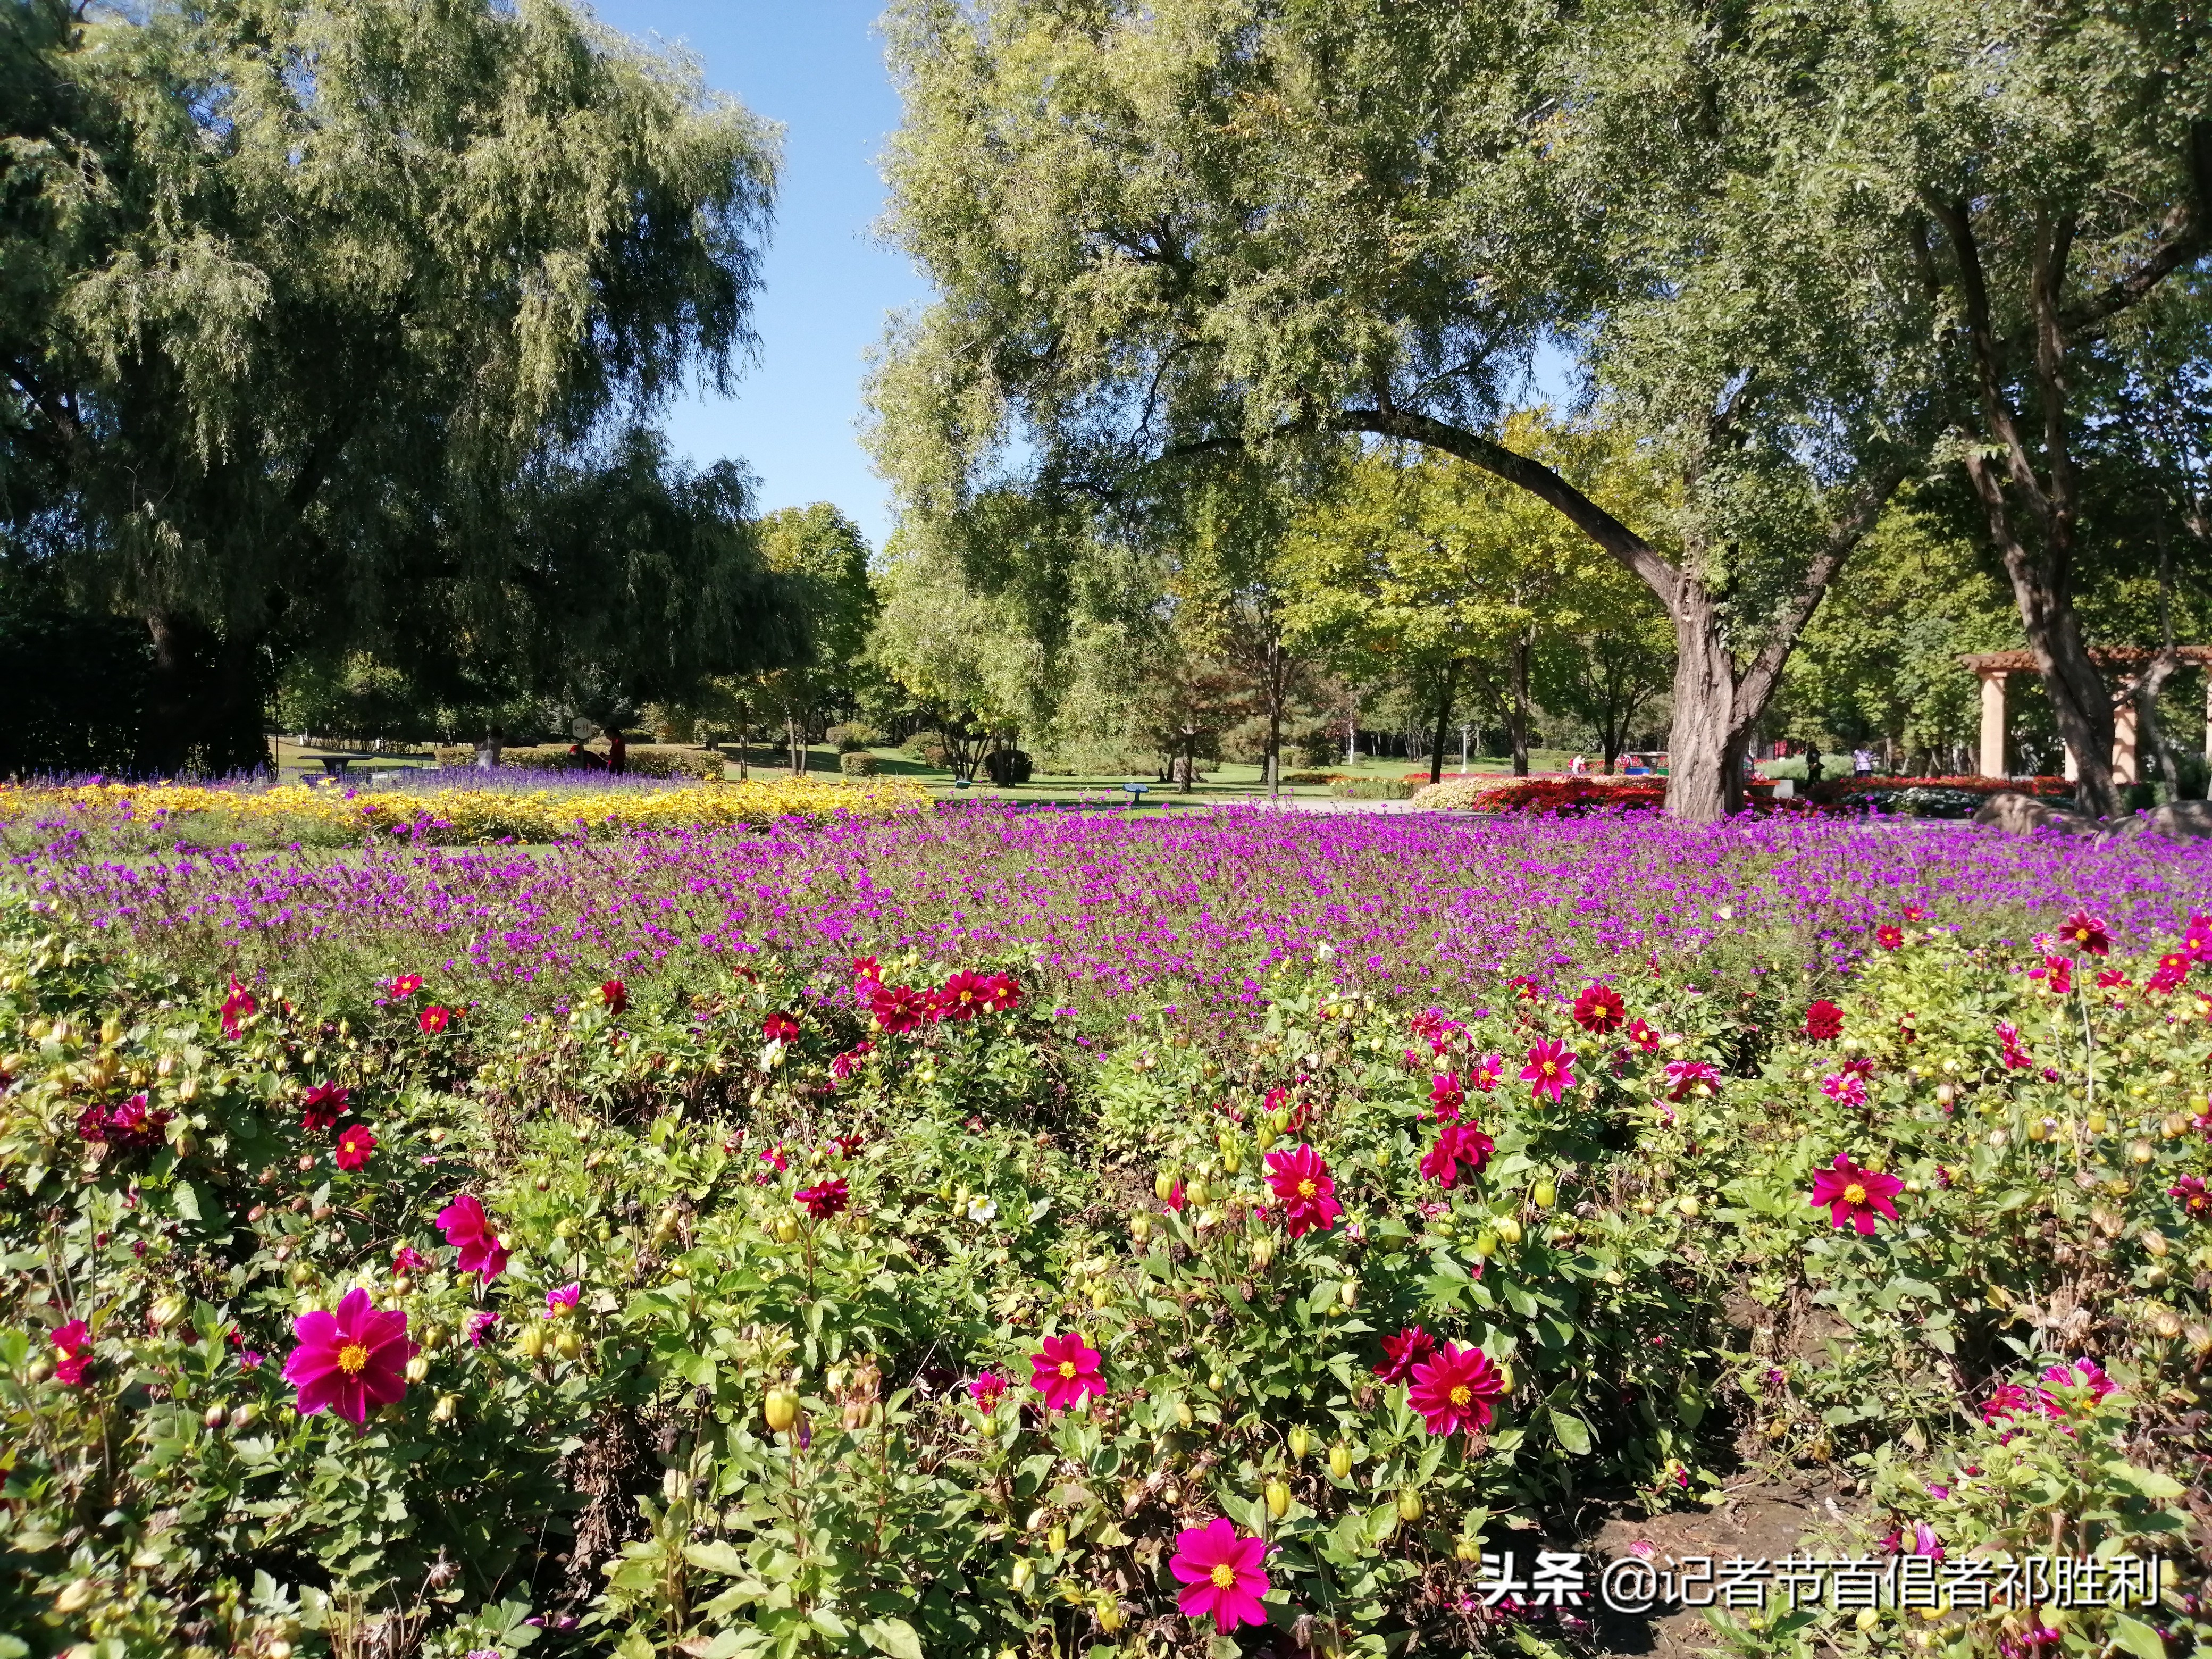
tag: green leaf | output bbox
[2109,1613,2167,1659]
[860,1618,926,1659]
[1547,1408,1593,1456]
[684,1540,751,1577]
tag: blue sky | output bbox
[588,1,926,551]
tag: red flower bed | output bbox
[1461,777,1668,814]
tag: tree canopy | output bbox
[1,0,798,769]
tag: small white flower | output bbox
[966,1197,998,1223]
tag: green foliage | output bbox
[1,0,792,766]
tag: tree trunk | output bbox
[1428,660,1456,785]
[1508,632,1531,777]
[1266,636,1283,798]
[736,699,749,781]
[1664,588,1750,820]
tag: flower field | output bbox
[1,809,2209,1659]
[0,775,926,855]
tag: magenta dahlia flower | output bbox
[1520,1038,1577,1103]
[1264,1144,1343,1237]
[1407,1341,1507,1437]
[1169,1516,1270,1633]
[1028,1331,1104,1411]
[282,1287,410,1426]
[436,1193,509,1280]
[1809,1155,1903,1234]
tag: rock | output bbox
[1972,792,2095,835]
[2138,800,2212,841]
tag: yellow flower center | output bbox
[1843,1183,1867,1206]
[336,1342,370,1376]
[1211,1563,1237,1589]
[1059,1361,1078,1379]
[1298,1178,1317,1199]
[1449,1384,1472,1406]
[1541,1062,1556,1076]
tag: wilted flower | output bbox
[76,1093,171,1152]
[1664,1060,1719,1102]
[1028,1330,1104,1411]
[466,1310,498,1347]
[1169,1518,1270,1633]
[1407,1341,1507,1437]
[1264,1144,1343,1236]
[1420,1121,1493,1188]
[1996,1019,2033,1070]
[282,1287,410,1426]
[599,978,627,1015]
[1809,1155,1902,1234]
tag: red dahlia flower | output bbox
[1571,982,1626,1034]
[299,1082,350,1132]
[937,970,992,1020]
[1420,1121,1494,1188]
[386,974,423,999]
[979,972,1021,1012]
[1264,1144,1343,1237]
[2148,953,2191,994]
[220,976,257,1038]
[435,1193,509,1281]
[1809,1154,1903,1234]
[2170,1175,2210,1219]
[1996,1019,2033,1070]
[599,978,627,1015]
[1626,1018,1660,1052]
[2059,910,2110,956]
[1470,1051,1504,1091]
[418,1005,451,1034]
[869,983,929,1034]
[796,1177,849,1219]
[1028,1330,1104,1411]
[1981,1381,2035,1428]
[1508,975,1543,1001]
[333,1124,375,1171]
[2096,968,2131,991]
[1406,1341,1507,1437]
[52,1318,91,1384]
[1430,1073,1463,1120]
[763,1010,800,1043]
[851,955,883,984]
[1169,1518,1270,1633]
[282,1287,410,1426]
[1373,1325,1436,1384]
[1804,1000,1844,1041]
[76,1093,171,1152]
[2030,954,2072,994]
[1520,1038,1578,1103]
[1874,925,1903,951]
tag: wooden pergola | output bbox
[1960,647,2212,780]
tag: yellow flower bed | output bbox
[0,776,927,843]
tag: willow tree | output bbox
[1,0,787,769]
[870,0,1949,819]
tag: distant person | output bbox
[1622,755,1646,776]
[1805,747,1824,785]
[568,742,605,772]
[1853,748,1875,776]
[607,728,627,776]
[1569,753,1588,777]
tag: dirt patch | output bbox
[1584,1477,1853,1656]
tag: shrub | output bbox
[2,891,2208,1657]
[1329,776,1414,799]
[909,740,952,769]
[840,751,881,777]
[1281,770,1344,787]
[827,723,883,754]
[982,748,1034,786]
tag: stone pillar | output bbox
[2112,698,2139,786]
[1977,671,2007,778]
[2204,674,2210,763]
[2063,742,2079,782]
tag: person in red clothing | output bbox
[606,727,626,776]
